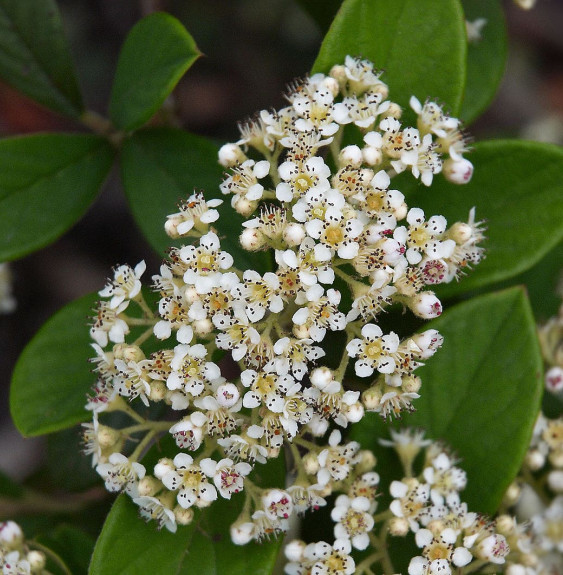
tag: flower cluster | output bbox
[83,57,485,545]
[494,293,563,575]
[0,521,47,575]
[284,429,511,575]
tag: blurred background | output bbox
[0,0,561,491]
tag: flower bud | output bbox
[545,366,563,393]
[402,375,422,393]
[174,506,195,525]
[362,387,382,410]
[218,143,246,167]
[302,453,320,475]
[97,424,121,449]
[503,482,521,506]
[362,146,383,166]
[240,228,266,251]
[27,550,46,571]
[193,318,213,336]
[495,515,515,535]
[233,197,257,217]
[356,450,377,473]
[389,517,409,536]
[285,539,306,561]
[137,476,161,497]
[283,223,306,247]
[443,156,473,185]
[149,381,167,401]
[447,222,473,244]
[230,521,254,545]
[339,145,363,168]
[408,292,442,319]
[0,521,23,547]
[154,458,175,480]
[525,448,545,471]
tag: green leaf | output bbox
[460,0,507,123]
[0,134,114,261]
[0,0,83,117]
[89,442,284,575]
[109,13,201,131]
[406,140,563,298]
[10,293,98,437]
[312,0,467,114]
[351,287,543,514]
[120,128,269,271]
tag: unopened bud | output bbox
[137,476,161,497]
[218,143,246,167]
[389,517,409,536]
[303,453,320,475]
[193,318,213,336]
[283,223,306,247]
[443,156,473,185]
[149,381,167,401]
[26,550,46,571]
[174,506,194,525]
[240,228,265,251]
[362,387,382,410]
[339,145,363,168]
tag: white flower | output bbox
[181,231,234,294]
[263,489,294,520]
[200,457,252,499]
[165,192,222,237]
[331,495,374,550]
[220,159,270,202]
[276,156,331,202]
[90,301,130,347]
[99,261,145,309]
[317,430,361,485]
[96,453,146,496]
[167,342,221,397]
[161,453,217,509]
[169,412,207,450]
[133,496,177,533]
[346,323,400,377]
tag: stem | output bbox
[129,426,169,462]
[121,316,157,327]
[0,487,106,520]
[112,398,146,423]
[29,541,72,575]
[370,522,395,575]
[134,292,155,318]
[133,325,156,347]
[329,127,344,165]
[355,552,383,575]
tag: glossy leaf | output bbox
[89,444,284,575]
[109,13,201,131]
[404,140,563,298]
[10,293,98,437]
[0,134,114,261]
[461,0,507,123]
[120,128,269,271]
[0,0,83,117]
[351,287,543,514]
[312,0,467,114]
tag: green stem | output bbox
[355,552,383,575]
[29,541,72,575]
[133,325,155,347]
